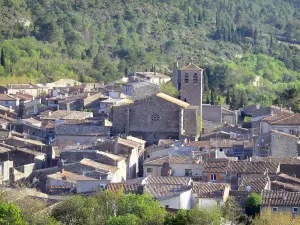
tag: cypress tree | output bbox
[1,49,5,67]
[226,89,230,105]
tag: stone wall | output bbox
[270,130,299,158]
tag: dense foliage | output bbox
[0,0,300,109]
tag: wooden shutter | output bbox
[216,174,220,182]
[207,174,210,181]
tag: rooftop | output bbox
[118,137,141,149]
[193,182,229,198]
[180,63,203,71]
[238,175,269,192]
[222,108,235,115]
[4,84,39,89]
[253,105,291,118]
[145,184,192,200]
[143,155,201,166]
[97,151,126,162]
[80,158,119,173]
[55,124,109,136]
[47,170,97,182]
[40,110,92,120]
[204,160,279,174]
[145,176,192,185]
[156,93,190,108]
[107,183,144,194]
[0,94,17,101]
[262,111,294,124]
[261,190,300,206]
[270,113,300,125]
[136,72,170,79]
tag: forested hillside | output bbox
[0,0,300,109]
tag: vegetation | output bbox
[0,0,300,110]
[253,209,300,225]
[245,193,262,217]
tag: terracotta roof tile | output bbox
[48,171,97,182]
[263,111,294,123]
[262,190,300,206]
[143,155,201,166]
[193,182,229,198]
[238,175,268,192]
[146,176,192,185]
[270,113,300,125]
[107,183,144,194]
[80,158,119,173]
[145,184,192,200]
[0,94,17,101]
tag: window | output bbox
[272,207,278,212]
[193,73,198,83]
[210,174,217,181]
[147,168,153,173]
[184,73,189,83]
[293,207,299,213]
[185,169,192,176]
[5,100,8,105]
[165,205,169,208]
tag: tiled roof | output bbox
[261,190,300,206]
[118,137,141,149]
[270,113,300,125]
[145,184,192,200]
[12,93,33,101]
[271,180,300,192]
[262,111,294,124]
[204,160,279,174]
[56,124,109,136]
[18,147,45,156]
[40,110,92,120]
[145,176,191,185]
[238,175,268,192]
[180,63,203,71]
[143,155,201,166]
[107,183,144,194]
[156,93,190,108]
[0,94,17,101]
[10,136,45,146]
[127,136,146,145]
[97,151,126,162]
[136,71,170,79]
[251,156,300,165]
[204,160,229,173]
[48,170,97,182]
[193,182,229,198]
[80,158,119,173]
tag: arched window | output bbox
[193,73,198,83]
[184,73,189,83]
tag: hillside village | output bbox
[1,62,300,217]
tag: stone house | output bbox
[134,72,171,85]
[112,93,199,144]
[260,111,295,134]
[100,98,132,114]
[203,159,279,187]
[270,130,300,158]
[0,94,19,110]
[192,182,230,208]
[261,190,300,214]
[143,155,203,178]
[0,84,42,97]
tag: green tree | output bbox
[0,200,25,225]
[222,197,249,225]
[108,214,140,225]
[245,193,262,217]
[1,48,5,67]
[160,82,179,97]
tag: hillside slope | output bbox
[0,0,300,109]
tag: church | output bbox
[111,62,203,145]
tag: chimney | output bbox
[280,104,283,112]
[289,106,292,112]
